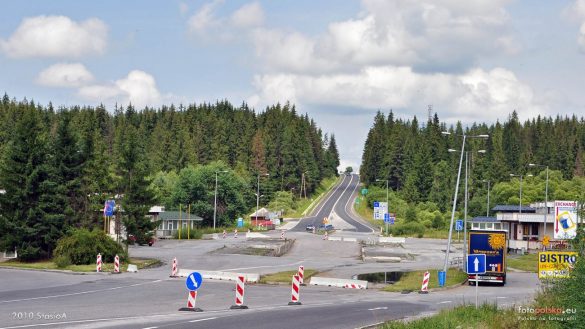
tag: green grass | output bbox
[507,253,538,272]
[382,268,467,292]
[379,303,559,329]
[259,269,318,284]
[0,258,160,272]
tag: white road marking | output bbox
[0,279,162,304]
[367,307,388,311]
[142,327,158,329]
[221,261,303,271]
[188,317,218,323]
[0,314,172,329]
[496,296,507,299]
[437,301,452,304]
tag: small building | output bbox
[156,211,203,238]
[492,203,556,252]
[470,216,504,231]
[250,207,279,229]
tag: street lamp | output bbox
[482,180,491,217]
[448,148,486,269]
[256,173,270,222]
[441,131,489,279]
[376,178,389,235]
[510,174,523,214]
[213,170,229,230]
[529,163,549,239]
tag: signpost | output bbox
[554,201,578,239]
[455,219,463,241]
[373,201,387,220]
[538,251,577,279]
[466,254,486,308]
[181,271,203,312]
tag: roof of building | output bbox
[470,216,498,222]
[250,207,271,217]
[491,205,536,213]
[159,211,203,221]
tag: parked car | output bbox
[318,224,334,231]
[305,224,316,232]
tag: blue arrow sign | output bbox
[455,220,463,231]
[185,272,203,291]
[466,254,486,274]
[373,201,379,207]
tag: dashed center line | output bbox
[188,317,218,323]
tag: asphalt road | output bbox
[290,174,373,233]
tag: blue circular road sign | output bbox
[185,271,203,291]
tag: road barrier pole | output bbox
[113,255,120,274]
[96,253,102,272]
[179,291,203,312]
[170,257,178,277]
[230,275,248,309]
[298,266,305,286]
[288,275,302,305]
[419,271,429,294]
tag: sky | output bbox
[2,1,585,171]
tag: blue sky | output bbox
[2,1,585,170]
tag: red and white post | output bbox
[281,230,285,240]
[419,271,430,294]
[298,265,305,285]
[288,274,302,305]
[170,257,178,277]
[234,229,238,239]
[223,230,226,239]
[179,290,203,312]
[323,231,328,240]
[113,254,120,273]
[96,253,102,272]
[230,275,248,309]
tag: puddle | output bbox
[356,271,404,284]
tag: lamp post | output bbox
[529,163,549,239]
[442,132,489,279]
[482,180,491,217]
[256,173,270,222]
[448,148,486,269]
[376,179,389,235]
[510,174,523,214]
[213,170,229,230]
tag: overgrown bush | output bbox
[390,222,425,236]
[174,229,203,239]
[54,228,126,265]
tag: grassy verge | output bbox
[288,176,340,218]
[382,268,467,292]
[259,269,318,284]
[0,258,161,272]
[379,304,559,329]
[507,253,538,272]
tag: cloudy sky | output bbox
[2,1,585,170]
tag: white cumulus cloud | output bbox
[188,0,223,35]
[249,66,542,124]
[0,15,107,58]
[36,63,94,88]
[78,70,161,109]
[231,2,264,28]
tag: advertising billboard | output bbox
[554,201,578,239]
[538,251,578,279]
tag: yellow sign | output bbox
[538,251,578,279]
[542,235,550,247]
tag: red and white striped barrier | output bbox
[281,230,285,240]
[288,274,301,305]
[323,231,328,240]
[419,271,430,294]
[179,290,203,312]
[234,229,238,239]
[96,253,102,272]
[343,283,366,289]
[230,275,248,309]
[170,257,178,277]
[113,254,120,273]
[223,230,226,239]
[298,265,305,285]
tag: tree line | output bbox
[0,94,339,260]
[360,110,585,218]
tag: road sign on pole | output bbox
[466,254,486,309]
[455,220,463,231]
[373,202,387,220]
[185,272,203,291]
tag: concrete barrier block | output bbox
[328,237,342,241]
[342,237,357,242]
[378,237,406,244]
[177,269,259,283]
[309,276,368,289]
[127,264,138,273]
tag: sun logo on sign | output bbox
[488,233,506,250]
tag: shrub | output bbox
[54,255,71,268]
[54,228,126,265]
[174,229,203,239]
[390,222,425,236]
